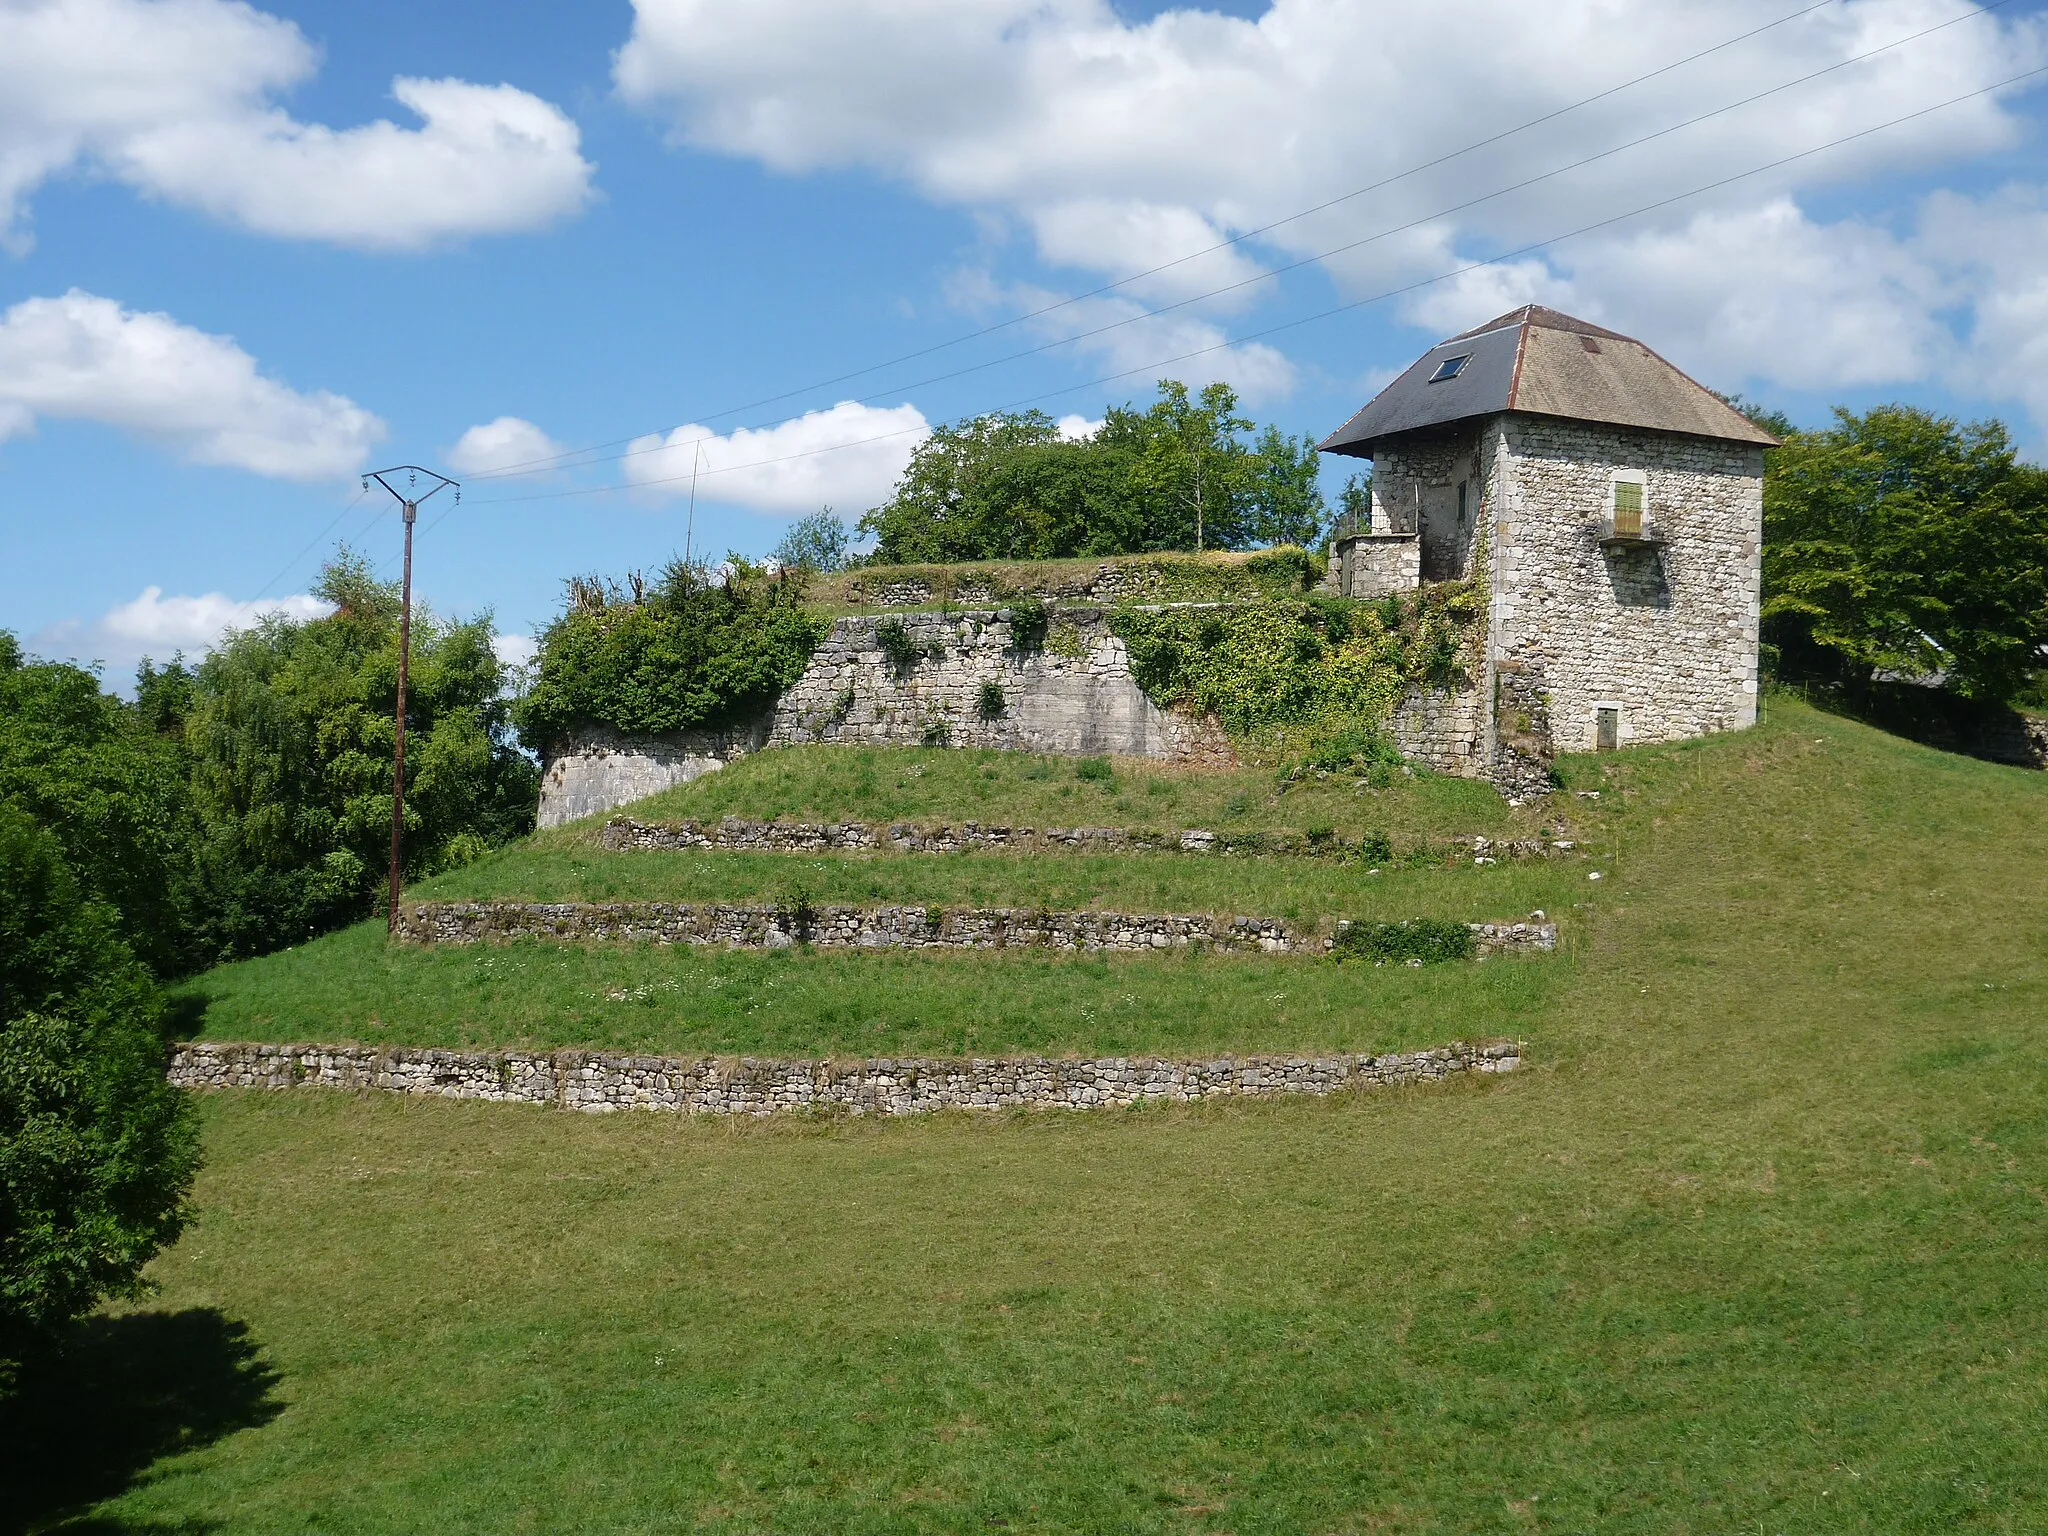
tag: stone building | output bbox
[1320,304,1778,776]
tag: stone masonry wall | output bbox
[537,723,764,831]
[599,815,1580,863]
[1328,533,1422,599]
[167,1039,1522,1116]
[1489,415,1763,753]
[394,900,1558,958]
[767,609,1232,762]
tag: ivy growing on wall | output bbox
[1110,585,1479,751]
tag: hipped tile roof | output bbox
[1319,305,1779,456]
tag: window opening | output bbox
[1457,480,1468,522]
[1611,479,1644,539]
[1428,354,1470,383]
[1596,706,1620,752]
[1580,336,1602,354]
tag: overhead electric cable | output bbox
[468,0,2019,488]
[252,484,367,601]
[458,0,1874,481]
[451,58,2048,513]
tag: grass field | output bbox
[608,742,1549,845]
[13,695,2048,1532]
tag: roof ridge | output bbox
[1448,305,1636,345]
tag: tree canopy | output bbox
[0,805,197,1370]
[1762,405,2048,703]
[858,381,1327,564]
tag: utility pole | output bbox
[364,465,459,936]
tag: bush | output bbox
[874,619,922,678]
[1328,918,1476,965]
[1004,598,1050,656]
[1112,590,1475,750]
[1075,757,1114,782]
[976,681,1007,722]
[0,807,198,1372]
[519,560,826,750]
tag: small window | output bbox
[1428,354,1470,383]
[1580,336,1602,354]
[1596,706,1620,752]
[1611,478,1645,538]
[1457,480,1468,522]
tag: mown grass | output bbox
[173,931,1545,1058]
[19,696,2048,1532]
[410,842,1579,922]
[606,741,1546,845]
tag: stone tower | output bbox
[1320,305,1778,788]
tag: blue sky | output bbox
[5,0,2046,683]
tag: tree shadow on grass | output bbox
[0,1309,282,1535]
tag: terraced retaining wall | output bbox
[600,814,1578,863]
[394,900,1557,957]
[167,1039,1522,1116]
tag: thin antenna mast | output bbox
[363,464,459,937]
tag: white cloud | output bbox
[0,289,384,478]
[30,585,328,684]
[617,0,2048,422]
[449,415,566,476]
[491,632,539,674]
[0,0,594,251]
[622,401,930,512]
[1055,414,1101,441]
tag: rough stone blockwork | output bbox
[600,815,1579,863]
[167,1039,1522,1116]
[394,900,1557,957]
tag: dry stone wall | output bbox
[394,899,1558,957]
[600,815,1579,863]
[167,1039,1522,1116]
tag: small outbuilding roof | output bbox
[1319,305,1779,457]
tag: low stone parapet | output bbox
[166,1039,1522,1116]
[393,900,1558,957]
[599,815,1579,863]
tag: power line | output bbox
[457,0,1869,483]
[467,0,2019,489]
[252,484,367,601]
[453,57,2048,513]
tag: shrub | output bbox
[519,560,826,750]
[0,807,198,1372]
[874,619,922,678]
[1047,622,1086,659]
[1075,757,1114,782]
[976,681,1007,722]
[1328,918,1476,965]
[1005,598,1050,656]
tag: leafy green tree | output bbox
[184,549,538,955]
[1112,379,1255,552]
[0,805,198,1372]
[771,510,852,573]
[1763,406,2048,702]
[0,637,201,977]
[517,558,827,751]
[858,383,1327,562]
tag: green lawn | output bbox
[604,741,1549,846]
[410,842,1578,920]
[14,696,2048,1532]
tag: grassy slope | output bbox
[181,744,1576,1058]
[17,697,2048,1532]
[609,742,1548,845]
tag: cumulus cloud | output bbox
[617,0,2048,425]
[449,416,566,476]
[31,585,328,685]
[0,289,383,478]
[1055,414,1101,441]
[622,401,930,512]
[0,0,594,251]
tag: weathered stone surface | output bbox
[599,815,1579,864]
[537,723,765,831]
[166,1038,1523,1117]
[392,899,1558,957]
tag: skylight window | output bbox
[1428,354,1470,383]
